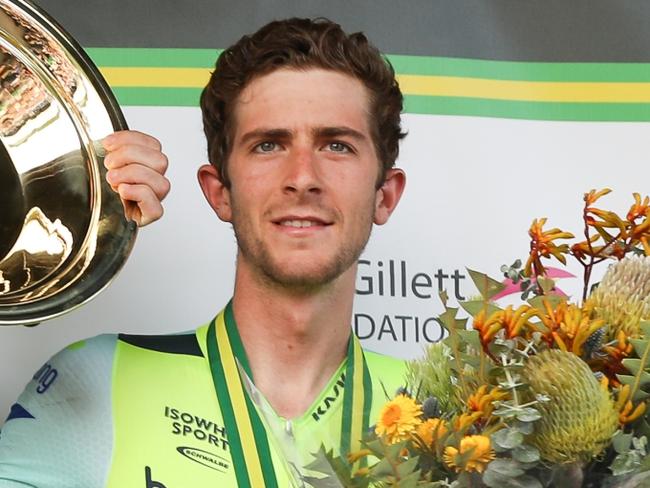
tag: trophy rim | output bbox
[0,0,137,326]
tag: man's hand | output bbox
[102,130,170,227]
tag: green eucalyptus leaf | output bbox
[493,407,518,418]
[512,444,540,463]
[632,435,648,451]
[515,407,542,422]
[610,451,643,476]
[513,421,534,435]
[484,458,525,477]
[613,431,633,454]
[492,428,524,449]
[482,469,510,488]
[508,476,543,488]
[484,470,543,488]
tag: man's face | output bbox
[216,68,391,290]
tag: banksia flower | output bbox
[524,349,618,464]
[586,255,650,339]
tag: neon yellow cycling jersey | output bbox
[0,303,406,487]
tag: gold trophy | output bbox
[0,0,135,325]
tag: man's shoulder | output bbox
[0,334,119,488]
[5,328,205,422]
[5,333,119,419]
[23,333,119,399]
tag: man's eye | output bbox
[328,142,350,152]
[255,141,277,152]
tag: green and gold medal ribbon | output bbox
[207,302,372,487]
[340,327,373,459]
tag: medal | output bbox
[207,302,372,487]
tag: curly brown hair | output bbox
[200,17,406,188]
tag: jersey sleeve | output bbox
[0,334,117,488]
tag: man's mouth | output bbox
[279,219,322,228]
[273,216,333,229]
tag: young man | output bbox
[0,18,407,487]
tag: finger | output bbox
[104,144,169,174]
[117,183,164,227]
[103,130,162,152]
[107,164,171,200]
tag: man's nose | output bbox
[282,146,322,195]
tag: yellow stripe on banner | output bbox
[350,341,364,454]
[215,314,266,487]
[100,67,211,88]
[99,67,650,103]
[396,75,650,102]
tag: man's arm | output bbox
[0,335,117,488]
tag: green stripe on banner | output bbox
[388,55,650,82]
[111,87,202,106]
[86,48,650,82]
[87,47,221,67]
[403,96,650,121]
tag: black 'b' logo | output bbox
[145,466,167,488]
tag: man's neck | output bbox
[230,266,356,419]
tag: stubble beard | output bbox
[230,201,375,293]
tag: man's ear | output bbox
[197,164,232,222]
[374,168,406,225]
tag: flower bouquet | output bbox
[313,189,650,488]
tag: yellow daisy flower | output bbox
[374,394,422,444]
[415,418,448,448]
[444,435,495,473]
